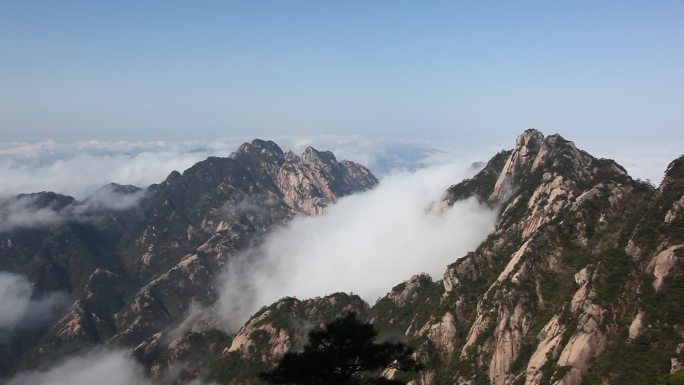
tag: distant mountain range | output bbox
[1,130,683,385]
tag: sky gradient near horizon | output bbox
[1,1,683,147]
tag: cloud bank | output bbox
[1,136,673,202]
[0,196,66,233]
[581,141,683,186]
[0,272,68,331]
[0,139,238,199]
[217,162,499,329]
[5,349,151,385]
[0,137,461,200]
[0,185,147,233]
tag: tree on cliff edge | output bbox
[260,312,420,385]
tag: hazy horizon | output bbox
[2,2,681,190]
[0,131,679,202]
[2,2,682,145]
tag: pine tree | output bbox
[260,313,420,385]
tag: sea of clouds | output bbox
[216,161,499,329]
[0,136,673,201]
[0,135,678,384]
[0,136,459,200]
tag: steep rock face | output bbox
[0,191,130,297]
[277,147,377,215]
[401,130,657,385]
[109,141,376,347]
[44,268,128,349]
[444,130,650,385]
[226,293,369,362]
[580,155,684,384]
[142,293,369,384]
[0,140,377,377]
[410,133,684,385]
[202,131,681,385]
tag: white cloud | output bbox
[0,196,65,233]
[278,134,450,175]
[0,272,68,331]
[0,144,222,199]
[77,184,148,212]
[0,272,31,330]
[0,136,676,202]
[216,162,499,330]
[579,140,682,186]
[5,349,151,385]
[0,137,453,200]
[0,186,147,233]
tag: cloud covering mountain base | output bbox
[5,349,152,385]
[0,272,68,331]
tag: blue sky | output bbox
[1,1,683,148]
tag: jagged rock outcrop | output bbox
[141,293,369,384]
[110,141,376,347]
[387,131,645,385]
[391,130,680,385]
[225,293,368,362]
[0,140,377,377]
[277,146,377,215]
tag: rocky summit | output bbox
[2,131,683,385]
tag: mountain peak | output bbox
[12,191,76,210]
[661,155,684,191]
[233,139,286,165]
[445,129,627,206]
[302,146,337,164]
[515,129,579,157]
[94,183,142,195]
[510,129,581,170]
[515,128,545,148]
